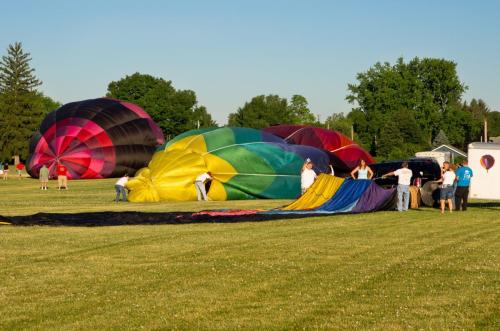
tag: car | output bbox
[371,157,442,188]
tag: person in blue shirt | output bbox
[455,159,473,211]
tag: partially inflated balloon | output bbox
[27,98,164,179]
[127,127,332,201]
[480,154,495,172]
[263,125,374,171]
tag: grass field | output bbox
[0,176,499,330]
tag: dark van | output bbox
[371,157,442,188]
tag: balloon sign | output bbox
[480,154,495,172]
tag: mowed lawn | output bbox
[0,177,499,330]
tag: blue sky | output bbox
[2,0,499,124]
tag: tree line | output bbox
[1,42,498,162]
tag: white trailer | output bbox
[468,142,500,200]
[415,151,450,167]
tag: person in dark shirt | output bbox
[455,159,473,211]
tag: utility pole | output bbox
[484,117,488,142]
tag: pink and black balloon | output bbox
[27,98,165,179]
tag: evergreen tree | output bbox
[432,129,451,148]
[0,42,46,161]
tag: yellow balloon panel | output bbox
[166,134,207,153]
[127,145,237,202]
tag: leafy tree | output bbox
[323,113,352,137]
[432,129,451,148]
[346,57,466,158]
[377,110,424,160]
[228,94,318,128]
[192,105,216,128]
[458,98,490,145]
[488,111,500,138]
[0,42,57,161]
[228,94,290,128]
[288,95,316,124]
[107,73,214,137]
[39,93,61,114]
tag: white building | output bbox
[431,145,467,164]
[468,142,500,200]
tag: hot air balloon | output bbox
[26,98,164,179]
[127,127,333,202]
[263,125,374,172]
[480,154,495,172]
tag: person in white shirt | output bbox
[301,159,317,194]
[382,161,413,211]
[195,171,212,201]
[115,174,129,202]
[437,161,456,214]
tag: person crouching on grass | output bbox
[115,174,129,202]
[437,161,456,214]
[195,171,212,201]
[301,159,317,194]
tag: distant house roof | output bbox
[431,144,467,157]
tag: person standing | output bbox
[437,161,456,214]
[16,162,25,180]
[350,159,373,179]
[39,164,49,190]
[195,171,212,201]
[301,159,317,194]
[455,159,473,211]
[114,174,129,202]
[3,163,9,180]
[56,163,68,189]
[382,161,413,212]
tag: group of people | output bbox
[11,157,475,212]
[0,162,26,180]
[300,158,473,214]
[36,163,69,190]
[300,158,374,194]
[436,160,473,214]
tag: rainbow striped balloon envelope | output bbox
[26,98,164,179]
[127,126,373,202]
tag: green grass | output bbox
[0,176,291,216]
[0,177,499,330]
